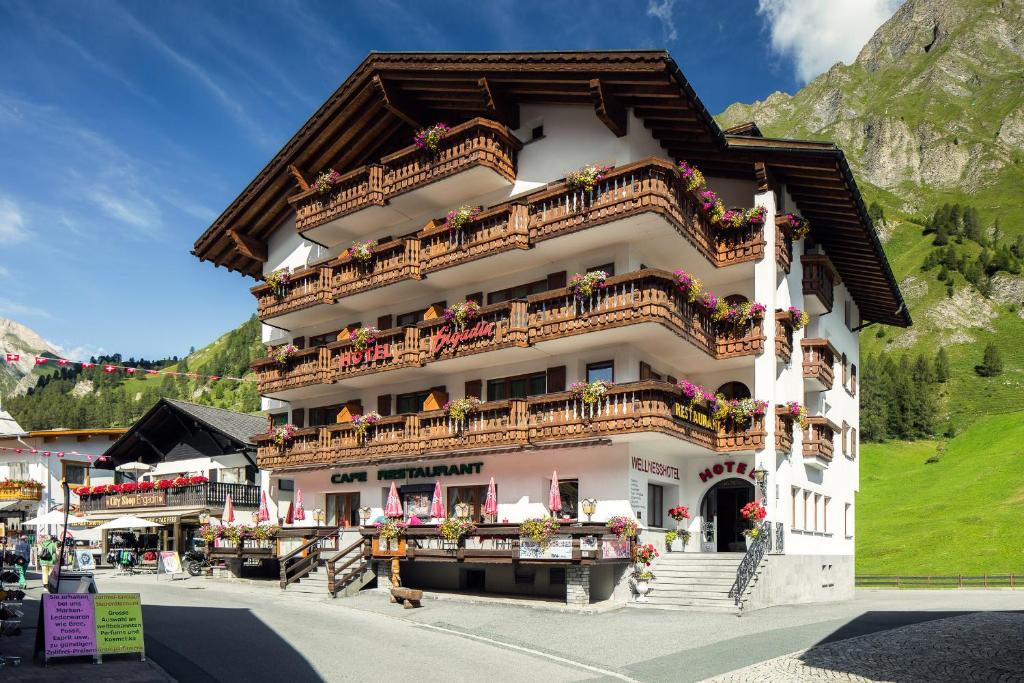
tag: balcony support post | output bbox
[752,180,778,521]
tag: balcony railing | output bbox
[775,215,793,274]
[419,300,529,362]
[0,482,43,502]
[775,406,794,454]
[258,158,768,324]
[775,310,793,364]
[254,381,766,470]
[252,347,331,395]
[291,165,386,233]
[802,338,836,391]
[251,266,331,321]
[803,417,836,465]
[332,326,421,383]
[802,254,835,313]
[79,482,261,512]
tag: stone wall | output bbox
[744,554,854,611]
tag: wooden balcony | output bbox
[420,203,529,274]
[775,215,793,274]
[0,482,42,502]
[775,406,794,454]
[802,338,836,392]
[252,347,331,396]
[254,381,766,471]
[803,417,837,469]
[79,482,261,512]
[775,310,793,364]
[330,236,422,300]
[331,326,421,385]
[528,269,764,361]
[418,300,529,362]
[290,118,522,247]
[802,254,836,314]
[251,266,331,323]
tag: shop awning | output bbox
[82,507,206,526]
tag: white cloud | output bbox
[647,0,679,42]
[0,197,29,243]
[47,340,105,362]
[757,0,903,83]
[0,266,10,278]
[0,298,52,320]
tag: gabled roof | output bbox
[162,399,266,445]
[0,408,26,438]
[192,49,909,327]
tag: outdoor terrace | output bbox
[254,380,766,470]
[78,482,261,513]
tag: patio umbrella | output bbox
[257,491,270,522]
[384,482,403,518]
[483,476,498,518]
[115,461,153,475]
[95,515,164,530]
[548,471,562,514]
[284,501,294,525]
[293,489,306,521]
[429,481,445,519]
[22,510,72,527]
[222,493,235,524]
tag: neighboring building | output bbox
[192,51,909,607]
[81,398,264,552]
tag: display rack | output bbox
[0,539,25,668]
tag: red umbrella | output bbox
[257,491,270,522]
[293,489,306,521]
[483,476,498,518]
[548,471,562,514]
[222,493,235,524]
[429,481,445,519]
[384,482,403,518]
[284,501,294,525]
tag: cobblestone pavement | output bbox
[703,612,1024,682]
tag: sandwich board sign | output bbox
[39,592,145,663]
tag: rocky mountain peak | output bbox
[0,317,59,397]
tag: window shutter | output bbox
[547,271,567,290]
[546,366,566,392]
[639,361,653,381]
[377,314,393,330]
[465,379,482,399]
[377,394,392,416]
[292,408,305,428]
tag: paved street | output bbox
[5,571,1024,682]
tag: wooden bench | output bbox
[390,586,423,609]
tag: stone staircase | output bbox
[630,552,761,612]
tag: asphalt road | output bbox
[83,573,1024,682]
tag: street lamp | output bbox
[752,466,769,498]
[454,501,470,520]
[581,498,597,523]
[198,510,211,525]
[358,506,371,526]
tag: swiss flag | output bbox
[35,356,48,365]
[41,451,50,457]
[57,359,69,366]
[147,369,159,375]
[81,362,95,369]
[56,452,65,458]
[103,364,116,374]
[13,449,22,454]
[5,353,19,362]
[125,367,137,375]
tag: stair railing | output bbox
[325,536,371,597]
[728,520,771,608]
[278,527,341,589]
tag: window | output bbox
[842,421,850,456]
[219,467,247,484]
[588,263,615,277]
[277,479,294,491]
[716,381,751,401]
[270,413,289,427]
[487,278,548,305]
[844,503,853,538]
[396,309,426,327]
[487,372,546,401]
[309,330,342,347]
[844,299,852,329]
[326,492,361,528]
[646,484,664,528]
[447,485,492,523]
[850,365,858,396]
[823,497,830,533]
[396,391,432,414]
[530,125,544,141]
[62,461,88,486]
[558,479,580,520]
[803,491,810,530]
[586,360,614,384]
[791,487,799,529]
[813,494,821,532]
[6,462,29,480]
[309,404,344,426]
[850,428,857,458]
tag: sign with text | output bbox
[42,594,96,659]
[696,460,755,483]
[672,401,719,431]
[517,535,573,560]
[601,537,631,560]
[158,551,183,575]
[94,593,145,655]
[630,456,680,480]
[338,343,395,370]
[430,321,496,356]
[107,491,167,508]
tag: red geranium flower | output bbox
[173,476,189,487]
[188,475,208,484]
[138,481,155,491]
[157,479,173,490]
[77,486,90,496]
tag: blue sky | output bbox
[0,0,901,360]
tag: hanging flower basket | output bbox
[698,189,725,224]
[786,306,810,330]
[349,326,380,351]
[566,163,612,192]
[781,213,811,239]
[311,169,342,194]
[269,344,298,365]
[271,424,297,447]
[569,379,612,405]
[672,269,703,303]
[744,206,767,226]
[676,160,705,192]
[376,518,409,542]
[519,517,560,550]
[352,412,381,440]
[607,515,639,539]
[443,300,481,331]
[265,269,291,297]
[445,205,481,233]
[414,123,451,154]
[726,398,768,427]
[782,400,809,429]
[667,505,690,523]
[438,517,476,542]
[347,240,375,265]
[568,270,608,302]
[444,397,482,423]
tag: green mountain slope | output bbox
[718,0,1024,433]
[4,316,261,429]
[856,412,1024,574]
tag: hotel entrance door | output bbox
[700,479,755,552]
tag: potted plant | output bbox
[347,240,376,266]
[438,517,476,544]
[414,123,451,154]
[445,205,481,234]
[352,411,381,441]
[634,570,655,602]
[375,518,409,552]
[664,530,679,552]
[349,326,380,351]
[567,270,607,302]
[566,163,612,192]
[632,543,659,602]
[443,300,480,331]
[443,396,482,429]
[270,344,298,366]
[519,517,560,550]
[740,500,767,549]
[675,160,705,192]
[786,305,810,330]
[606,515,639,539]
[783,400,809,429]
[781,213,811,239]
[569,379,612,406]
[672,269,703,302]
[311,169,342,194]
[271,424,297,447]
[265,268,291,297]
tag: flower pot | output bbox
[634,581,651,603]
[744,535,753,550]
[668,539,683,553]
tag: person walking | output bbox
[13,534,30,588]
[38,534,58,587]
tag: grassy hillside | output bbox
[856,412,1024,574]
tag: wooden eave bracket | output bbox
[371,74,421,129]
[590,78,627,137]
[478,77,519,129]
[228,229,268,262]
[288,165,310,192]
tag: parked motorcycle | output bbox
[183,549,210,577]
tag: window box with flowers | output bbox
[347,240,376,266]
[443,397,482,429]
[265,269,291,297]
[778,212,811,240]
[443,300,480,331]
[269,344,298,366]
[375,518,409,554]
[351,411,381,442]
[348,326,380,352]
[569,379,612,406]
[438,517,476,547]
[566,163,612,193]
[567,271,607,303]
[519,517,560,551]
[414,123,451,155]
[445,205,481,235]
[311,169,342,194]
[606,515,639,539]
[271,424,297,447]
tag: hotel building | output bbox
[193,51,909,609]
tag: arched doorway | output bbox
[699,478,755,552]
[716,381,751,401]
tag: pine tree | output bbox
[934,348,950,383]
[977,342,1003,377]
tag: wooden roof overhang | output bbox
[193,50,909,328]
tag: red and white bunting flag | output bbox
[86,455,94,462]
[57,358,69,366]
[81,362,95,369]
[103,364,116,374]
[210,376,220,381]
[35,356,49,365]
[56,452,64,458]
[13,448,22,454]
[41,451,50,457]
[97,455,108,462]
[125,367,137,375]
[29,449,37,455]
[5,353,19,362]
[146,369,159,375]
